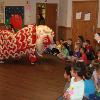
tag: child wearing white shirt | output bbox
[64,61,85,100]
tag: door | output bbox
[45,3,57,36]
[72,1,98,46]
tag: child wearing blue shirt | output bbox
[84,67,96,99]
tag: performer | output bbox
[0,25,54,64]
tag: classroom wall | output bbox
[58,0,99,40]
[2,0,100,32]
[4,0,35,24]
[4,0,59,25]
[65,0,99,28]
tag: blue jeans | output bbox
[89,94,100,100]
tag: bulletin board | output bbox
[5,6,24,26]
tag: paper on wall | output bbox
[76,12,82,19]
[84,13,91,21]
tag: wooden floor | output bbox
[0,54,66,100]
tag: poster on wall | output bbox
[76,12,82,20]
[84,13,91,21]
[24,4,32,25]
[5,6,24,30]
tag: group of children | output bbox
[45,35,98,65]
[57,59,100,100]
[44,35,100,100]
[45,39,70,61]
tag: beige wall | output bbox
[2,0,100,28]
[58,0,68,26]
[0,0,4,2]
[4,0,59,25]
[58,0,72,27]
[4,0,26,6]
[66,0,72,27]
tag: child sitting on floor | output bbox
[57,61,72,100]
[69,43,80,62]
[57,44,69,60]
[80,47,89,65]
[64,61,85,100]
[51,40,61,55]
[83,67,95,100]
[85,40,95,60]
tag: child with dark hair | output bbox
[63,61,72,90]
[60,39,64,44]
[78,35,85,43]
[65,39,73,56]
[57,61,72,100]
[83,67,96,99]
[64,61,85,100]
[85,40,95,60]
[80,47,89,65]
[76,35,85,48]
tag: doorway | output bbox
[36,3,45,25]
[36,3,58,38]
[72,1,98,46]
